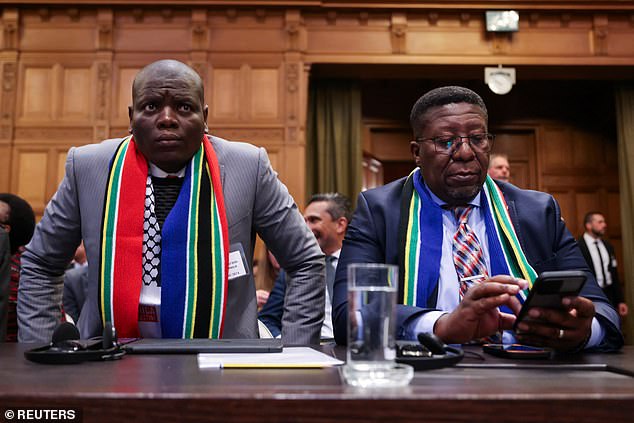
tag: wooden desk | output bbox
[1,344,634,423]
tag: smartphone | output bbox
[482,343,552,359]
[513,270,587,330]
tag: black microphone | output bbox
[50,322,81,351]
[417,332,448,355]
[51,322,80,345]
[25,322,125,364]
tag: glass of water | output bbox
[342,263,413,387]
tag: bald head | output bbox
[132,60,204,104]
[128,59,209,173]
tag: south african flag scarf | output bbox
[397,168,537,308]
[99,135,229,339]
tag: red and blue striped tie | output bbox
[451,206,488,299]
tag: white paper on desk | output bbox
[197,347,344,369]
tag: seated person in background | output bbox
[63,265,89,324]
[62,243,91,323]
[69,242,88,269]
[0,193,36,342]
[18,59,324,344]
[253,246,281,309]
[332,86,623,352]
[487,153,510,183]
[260,193,351,340]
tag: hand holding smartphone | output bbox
[513,270,587,331]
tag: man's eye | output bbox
[470,134,486,145]
[179,104,192,112]
[435,138,454,149]
[144,103,156,112]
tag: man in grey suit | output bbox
[18,59,325,344]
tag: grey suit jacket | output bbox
[18,136,325,344]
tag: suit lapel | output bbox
[505,198,528,257]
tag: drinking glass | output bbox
[342,263,413,387]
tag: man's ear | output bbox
[336,217,348,235]
[128,106,133,134]
[203,105,209,134]
[410,141,422,167]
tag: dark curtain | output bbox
[306,79,362,204]
[616,84,634,344]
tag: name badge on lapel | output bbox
[228,243,249,280]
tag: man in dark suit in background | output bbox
[259,193,351,341]
[578,212,628,319]
[332,86,623,352]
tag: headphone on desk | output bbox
[396,333,464,370]
[24,322,125,364]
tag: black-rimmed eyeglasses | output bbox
[415,133,495,155]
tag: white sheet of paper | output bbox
[198,347,344,369]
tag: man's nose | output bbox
[451,139,476,160]
[157,107,178,128]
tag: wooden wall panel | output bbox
[211,68,242,120]
[370,129,410,161]
[408,30,489,56]
[541,126,571,174]
[0,144,9,191]
[510,31,592,57]
[609,31,634,56]
[21,27,95,52]
[113,28,191,52]
[308,30,391,54]
[208,29,286,53]
[14,150,47,208]
[20,66,53,120]
[607,192,622,236]
[250,68,280,120]
[61,67,92,121]
[571,129,603,170]
[112,67,138,125]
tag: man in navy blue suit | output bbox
[260,193,351,341]
[332,86,623,352]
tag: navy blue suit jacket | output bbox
[258,270,287,337]
[332,177,623,351]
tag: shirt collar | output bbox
[584,232,600,243]
[149,163,186,179]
